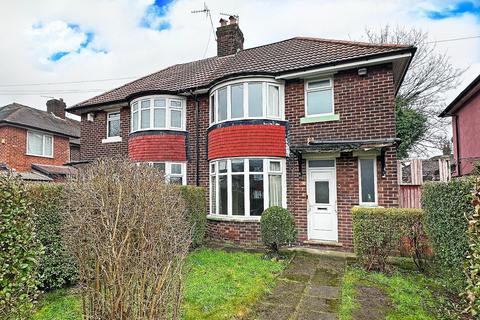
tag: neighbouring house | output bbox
[0,99,80,181]
[68,17,415,249]
[440,74,480,176]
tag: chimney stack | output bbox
[46,98,66,119]
[216,16,244,57]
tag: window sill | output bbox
[102,137,122,144]
[354,204,383,208]
[26,153,53,159]
[207,214,261,223]
[300,114,340,124]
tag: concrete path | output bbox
[255,253,346,320]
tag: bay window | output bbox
[209,78,284,125]
[358,158,377,205]
[305,78,334,116]
[146,161,186,185]
[131,95,185,132]
[27,131,53,157]
[209,158,286,218]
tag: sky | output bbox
[0,0,478,128]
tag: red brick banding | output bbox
[128,133,186,162]
[208,123,286,160]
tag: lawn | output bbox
[31,248,286,320]
[339,263,464,320]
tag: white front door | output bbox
[307,167,338,242]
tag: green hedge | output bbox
[465,179,480,316]
[352,207,424,271]
[0,174,42,319]
[179,186,206,248]
[260,206,296,253]
[422,178,473,284]
[28,183,78,290]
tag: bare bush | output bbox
[63,158,191,320]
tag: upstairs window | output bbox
[209,79,284,125]
[131,96,185,132]
[107,112,120,138]
[305,78,333,116]
[27,131,53,157]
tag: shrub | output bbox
[28,184,78,290]
[63,158,191,319]
[465,177,480,316]
[422,178,473,284]
[179,186,206,248]
[260,206,296,253]
[352,207,424,271]
[0,174,43,319]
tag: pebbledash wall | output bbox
[79,63,399,250]
[0,126,71,172]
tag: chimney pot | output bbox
[46,98,66,119]
[219,18,227,27]
[229,16,237,24]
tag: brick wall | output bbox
[186,96,209,187]
[0,126,70,172]
[70,145,80,162]
[206,219,261,244]
[80,107,130,160]
[208,123,286,160]
[128,132,187,161]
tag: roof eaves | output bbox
[0,120,79,138]
[439,74,480,117]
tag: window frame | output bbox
[145,161,187,185]
[208,77,285,126]
[358,157,378,206]
[304,77,334,117]
[106,111,121,138]
[209,157,287,220]
[26,130,54,158]
[130,95,186,133]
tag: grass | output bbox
[30,248,286,320]
[339,262,463,320]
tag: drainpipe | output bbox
[454,115,461,176]
[194,95,200,186]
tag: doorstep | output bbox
[286,246,356,260]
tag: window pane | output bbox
[108,117,120,137]
[269,175,282,207]
[171,110,182,128]
[269,161,281,172]
[231,159,244,172]
[249,159,263,172]
[309,160,335,168]
[219,175,228,215]
[171,100,182,107]
[218,87,227,121]
[44,135,53,157]
[250,174,264,216]
[248,83,263,117]
[218,160,227,173]
[141,100,150,109]
[308,80,330,89]
[360,159,376,203]
[232,175,245,215]
[141,109,150,129]
[231,84,244,118]
[132,111,138,131]
[210,162,216,174]
[154,98,166,108]
[153,162,166,172]
[210,95,215,123]
[211,175,216,214]
[154,108,166,127]
[315,181,329,204]
[132,102,138,112]
[171,163,182,174]
[170,176,183,185]
[307,89,333,115]
[28,132,43,155]
[267,85,279,117]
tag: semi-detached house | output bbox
[68,17,416,250]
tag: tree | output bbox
[363,26,465,158]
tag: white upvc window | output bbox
[146,161,187,185]
[209,158,286,218]
[209,78,285,126]
[130,95,186,132]
[26,131,53,157]
[106,111,121,138]
[305,78,334,117]
[358,157,378,205]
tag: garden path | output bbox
[255,253,346,320]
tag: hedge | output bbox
[260,206,297,253]
[0,174,42,319]
[28,183,78,290]
[466,178,480,316]
[352,207,424,271]
[178,186,206,248]
[422,178,473,284]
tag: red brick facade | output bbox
[0,126,71,172]
[128,133,187,162]
[208,123,286,160]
